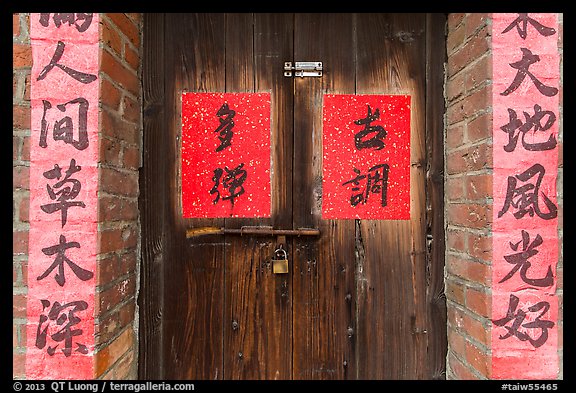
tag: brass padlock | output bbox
[272,247,289,274]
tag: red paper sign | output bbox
[491,13,560,379]
[181,92,271,218]
[322,94,410,220]
[27,13,99,380]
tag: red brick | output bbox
[465,340,491,378]
[467,111,492,143]
[465,54,491,93]
[446,254,467,279]
[461,84,491,119]
[13,14,20,36]
[465,286,491,318]
[101,78,122,112]
[13,43,31,68]
[100,167,138,197]
[446,72,466,104]
[13,105,31,130]
[446,101,466,126]
[21,135,30,161]
[446,176,464,201]
[101,18,123,57]
[101,109,139,145]
[447,144,492,174]
[465,25,490,60]
[447,202,491,229]
[100,49,139,96]
[122,95,140,124]
[464,13,489,40]
[447,229,466,253]
[447,21,465,55]
[462,313,490,347]
[448,328,466,358]
[95,327,134,378]
[468,234,492,264]
[465,172,492,200]
[13,165,30,190]
[96,310,121,345]
[448,13,465,30]
[13,294,27,318]
[13,352,26,378]
[122,145,140,170]
[97,275,136,316]
[99,194,138,222]
[115,349,135,379]
[24,73,31,101]
[108,13,140,47]
[19,194,29,223]
[448,352,478,380]
[13,230,29,255]
[446,280,465,305]
[124,42,139,72]
[98,226,138,254]
[100,137,122,167]
[446,123,465,150]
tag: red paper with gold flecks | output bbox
[322,94,410,220]
[181,92,271,218]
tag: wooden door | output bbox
[139,13,447,380]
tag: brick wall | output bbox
[95,13,142,380]
[12,13,142,380]
[444,13,563,380]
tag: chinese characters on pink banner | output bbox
[27,13,99,379]
[322,94,411,220]
[181,93,271,218]
[491,13,560,379]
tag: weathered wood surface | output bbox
[140,13,446,380]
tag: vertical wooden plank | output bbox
[163,13,226,380]
[425,13,448,380]
[223,13,294,380]
[354,13,428,379]
[139,13,165,380]
[292,13,357,380]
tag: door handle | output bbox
[186,226,320,238]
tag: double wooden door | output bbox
[140,13,447,380]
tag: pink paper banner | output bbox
[27,13,99,380]
[322,94,411,220]
[491,13,560,379]
[181,92,271,218]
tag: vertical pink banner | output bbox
[27,13,99,380]
[181,92,271,218]
[322,94,411,220]
[491,13,560,379]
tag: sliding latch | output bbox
[284,61,323,77]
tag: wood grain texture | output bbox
[139,13,165,380]
[164,13,226,380]
[292,13,357,380]
[140,13,447,380]
[223,13,293,380]
[354,13,428,379]
[425,13,448,380]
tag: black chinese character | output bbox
[499,230,554,287]
[500,104,557,152]
[342,163,389,207]
[492,294,554,348]
[354,105,387,150]
[214,103,235,152]
[40,159,86,227]
[501,13,556,39]
[500,48,558,97]
[37,41,97,84]
[39,13,93,32]
[39,98,89,150]
[210,163,247,206]
[36,299,89,357]
[498,163,558,220]
[38,234,94,286]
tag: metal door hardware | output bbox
[272,246,289,274]
[186,226,320,238]
[284,61,323,77]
